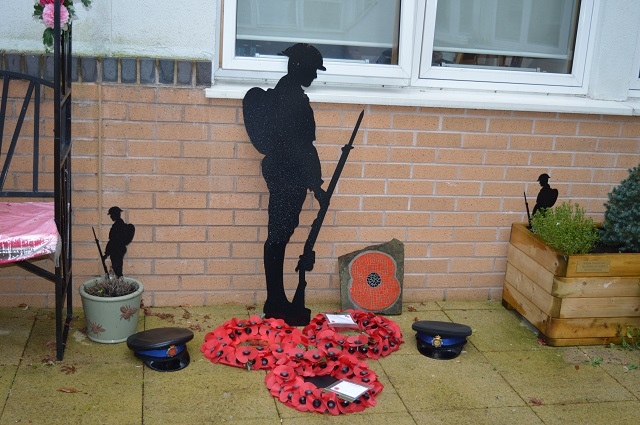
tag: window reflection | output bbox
[235,0,401,65]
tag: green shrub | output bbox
[530,202,599,255]
[600,164,640,253]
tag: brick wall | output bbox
[2,55,640,309]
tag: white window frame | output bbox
[630,33,640,94]
[416,0,595,95]
[217,0,416,87]
[208,0,640,115]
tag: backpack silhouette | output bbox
[123,223,135,246]
[242,87,277,155]
[548,188,559,206]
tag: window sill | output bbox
[206,81,640,116]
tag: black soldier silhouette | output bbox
[243,43,329,325]
[103,206,135,277]
[532,173,558,216]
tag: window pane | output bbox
[432,0,580,74]
[235,0,401,65]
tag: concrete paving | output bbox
[1,300,639,424]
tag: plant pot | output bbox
[79,277,144,343]
[502,222,640,346]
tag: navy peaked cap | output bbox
[127,327,194,372]
[412,320,472,360]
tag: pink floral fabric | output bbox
[42,3,70,29]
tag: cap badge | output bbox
[432,335,443,348]
[166,345,178,357]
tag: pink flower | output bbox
[40,0,55,5]
[42,3,70,29]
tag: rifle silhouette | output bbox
[92,227,109,274]
[292,110,365,311]
[524,192,531,225]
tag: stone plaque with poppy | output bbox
[338,239,403,315]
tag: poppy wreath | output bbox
[264,350,383,415]
[201,315,307,370]
[302,309,403,360]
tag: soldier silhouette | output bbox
[243,43,329,325]
[532,173,558,216]
[103,206,135,277]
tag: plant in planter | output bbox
[82,273,139,298]
[79,272,144,344]
[530,201,599,255]
[600,164,640,253]
[502,169,640,347]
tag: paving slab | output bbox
[364,360,409,414]
[411,406,543,425]
[281,411,419,424]
[380,353,524,412]
[146,359,278,423]
[0,308,36,365]
[1,361,142,424]
[22,309,140,366]
[580,345,640,399]
[0,365,18,407]
[402,301,442,312]
[445,307,541,352]
[532,400,640,425]
[437,300,503,310]
[485,349,637,405]
[20,309,77,364]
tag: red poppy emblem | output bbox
[348,251,400,311]
[166,345,178,357]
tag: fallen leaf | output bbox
[182,309,192,319]
[60,365,77,375]
[246,305,256,311]
[407,306,417,312]
[17,303,29,310]
[143,307,174,321]
[574,364,580,370]
[413,317,419,322]
[41,355,56,365]
[536,339,547,346]
[529,396,543,406]
[57,387,79,393]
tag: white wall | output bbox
[1,0,216,60]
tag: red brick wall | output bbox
[2,80,640,308]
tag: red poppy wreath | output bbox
[302,309,403,360]
[201,315,307,370]
[264,350,383,415]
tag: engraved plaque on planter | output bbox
[576,260,611,273]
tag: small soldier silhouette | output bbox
[532,173,558,216]
[243,43,329,325]
[103,206,135,277]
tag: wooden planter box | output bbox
[502,222,640,346]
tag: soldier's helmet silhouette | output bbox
[108,206,122,217]
[537,173,550,184]
[281,43,326,71]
